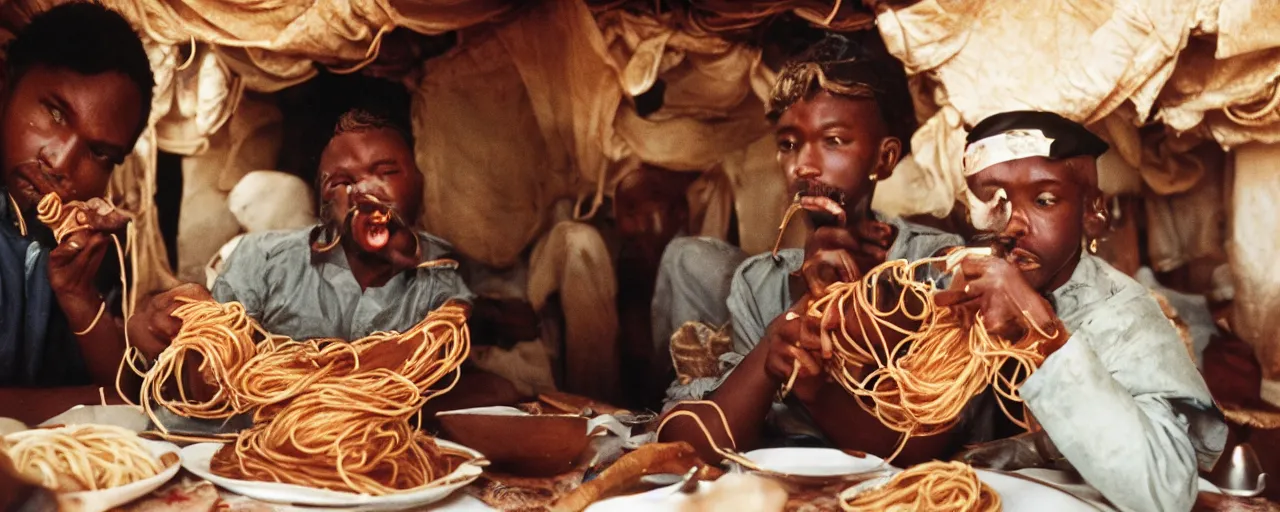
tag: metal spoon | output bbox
[1208,443,1267,498]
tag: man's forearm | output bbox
[802,382,957,465]
[659,345,778,462]
[1020,338,1202,512]
[58,292,127,386]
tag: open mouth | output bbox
[8,167,47,207]
[793,181,849,228]
[350,199,398,253]
[1007,247,1042,272]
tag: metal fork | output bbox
[672,466,702,495]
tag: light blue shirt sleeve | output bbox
[1022,258,1226,512]
[211,233,273,319]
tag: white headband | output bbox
[962,129,1055,176]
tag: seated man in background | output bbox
[0,3,155,424]
[131,106,521,415]
[658,35,973,465]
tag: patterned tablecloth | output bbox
[115,472,1278,512]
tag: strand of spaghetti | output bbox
[771,200,804,258]
[74,301,107,335]
[839,461,1000,512]
[5,193,26,236]
[33,193,144,406]
[655,405,762,471]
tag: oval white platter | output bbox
[55,439,183,512]
[181,439,485,511]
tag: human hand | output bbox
[127,283,214,359]
[934,256,1065,354]
[46,199,130,304]
[763,298,824,403]
[799,219,894,296]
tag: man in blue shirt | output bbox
[0,2,155,423]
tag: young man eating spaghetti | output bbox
[657,35,984,466]
[787,111,1225,512]
[0,3,155,424]
[929,111,1226,511]
[131,106,520,416]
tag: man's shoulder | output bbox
[733,249,802,287]
[416,231,457,261]
[884,216,964,261]
[1058,256,1172,336]
[235,227,315,261]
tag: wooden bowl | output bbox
[436,407,590,477]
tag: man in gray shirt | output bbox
[131,106,519,413]
[657,35,986,465]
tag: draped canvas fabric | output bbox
[1145,166,1227,274]
[176,93,284,283]
[1228,143,1280,399]
[412,0,786,266]
[1157,37,1280,149]
[1213,0,1280,60]
[598,9,773,172]
[876,0,1194,126]
[412,29,568,268]
[870,0,1197,217]
[102,0,518,91]
[526,220,621,402]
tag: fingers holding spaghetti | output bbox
[805,251,1051,462]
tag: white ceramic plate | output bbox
[976,470,1102,511]
[584,481,714,512]
[742,447,888,477]
[54,439,183,512]
[181,440,485,511]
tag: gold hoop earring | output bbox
[1088,238,1098,254]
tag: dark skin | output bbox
[0,64,144,421]
[660,91,958,464]
[777,158,1104,465]
[933,155,1106,349]
[782,155,1105,469]
[128,127,521,412]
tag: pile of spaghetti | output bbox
[805,250,1059,460]
[141,299,474,495]
[1,424,171,492]
[840,461,1000,512]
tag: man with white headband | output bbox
[937,111,1225,512]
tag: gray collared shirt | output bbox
[211,227,474,339]
[663,217,973,443]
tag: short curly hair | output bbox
[314,106,418,195]
[767,34,914,150]
[6,2,154,140]
[332,107,414,147]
